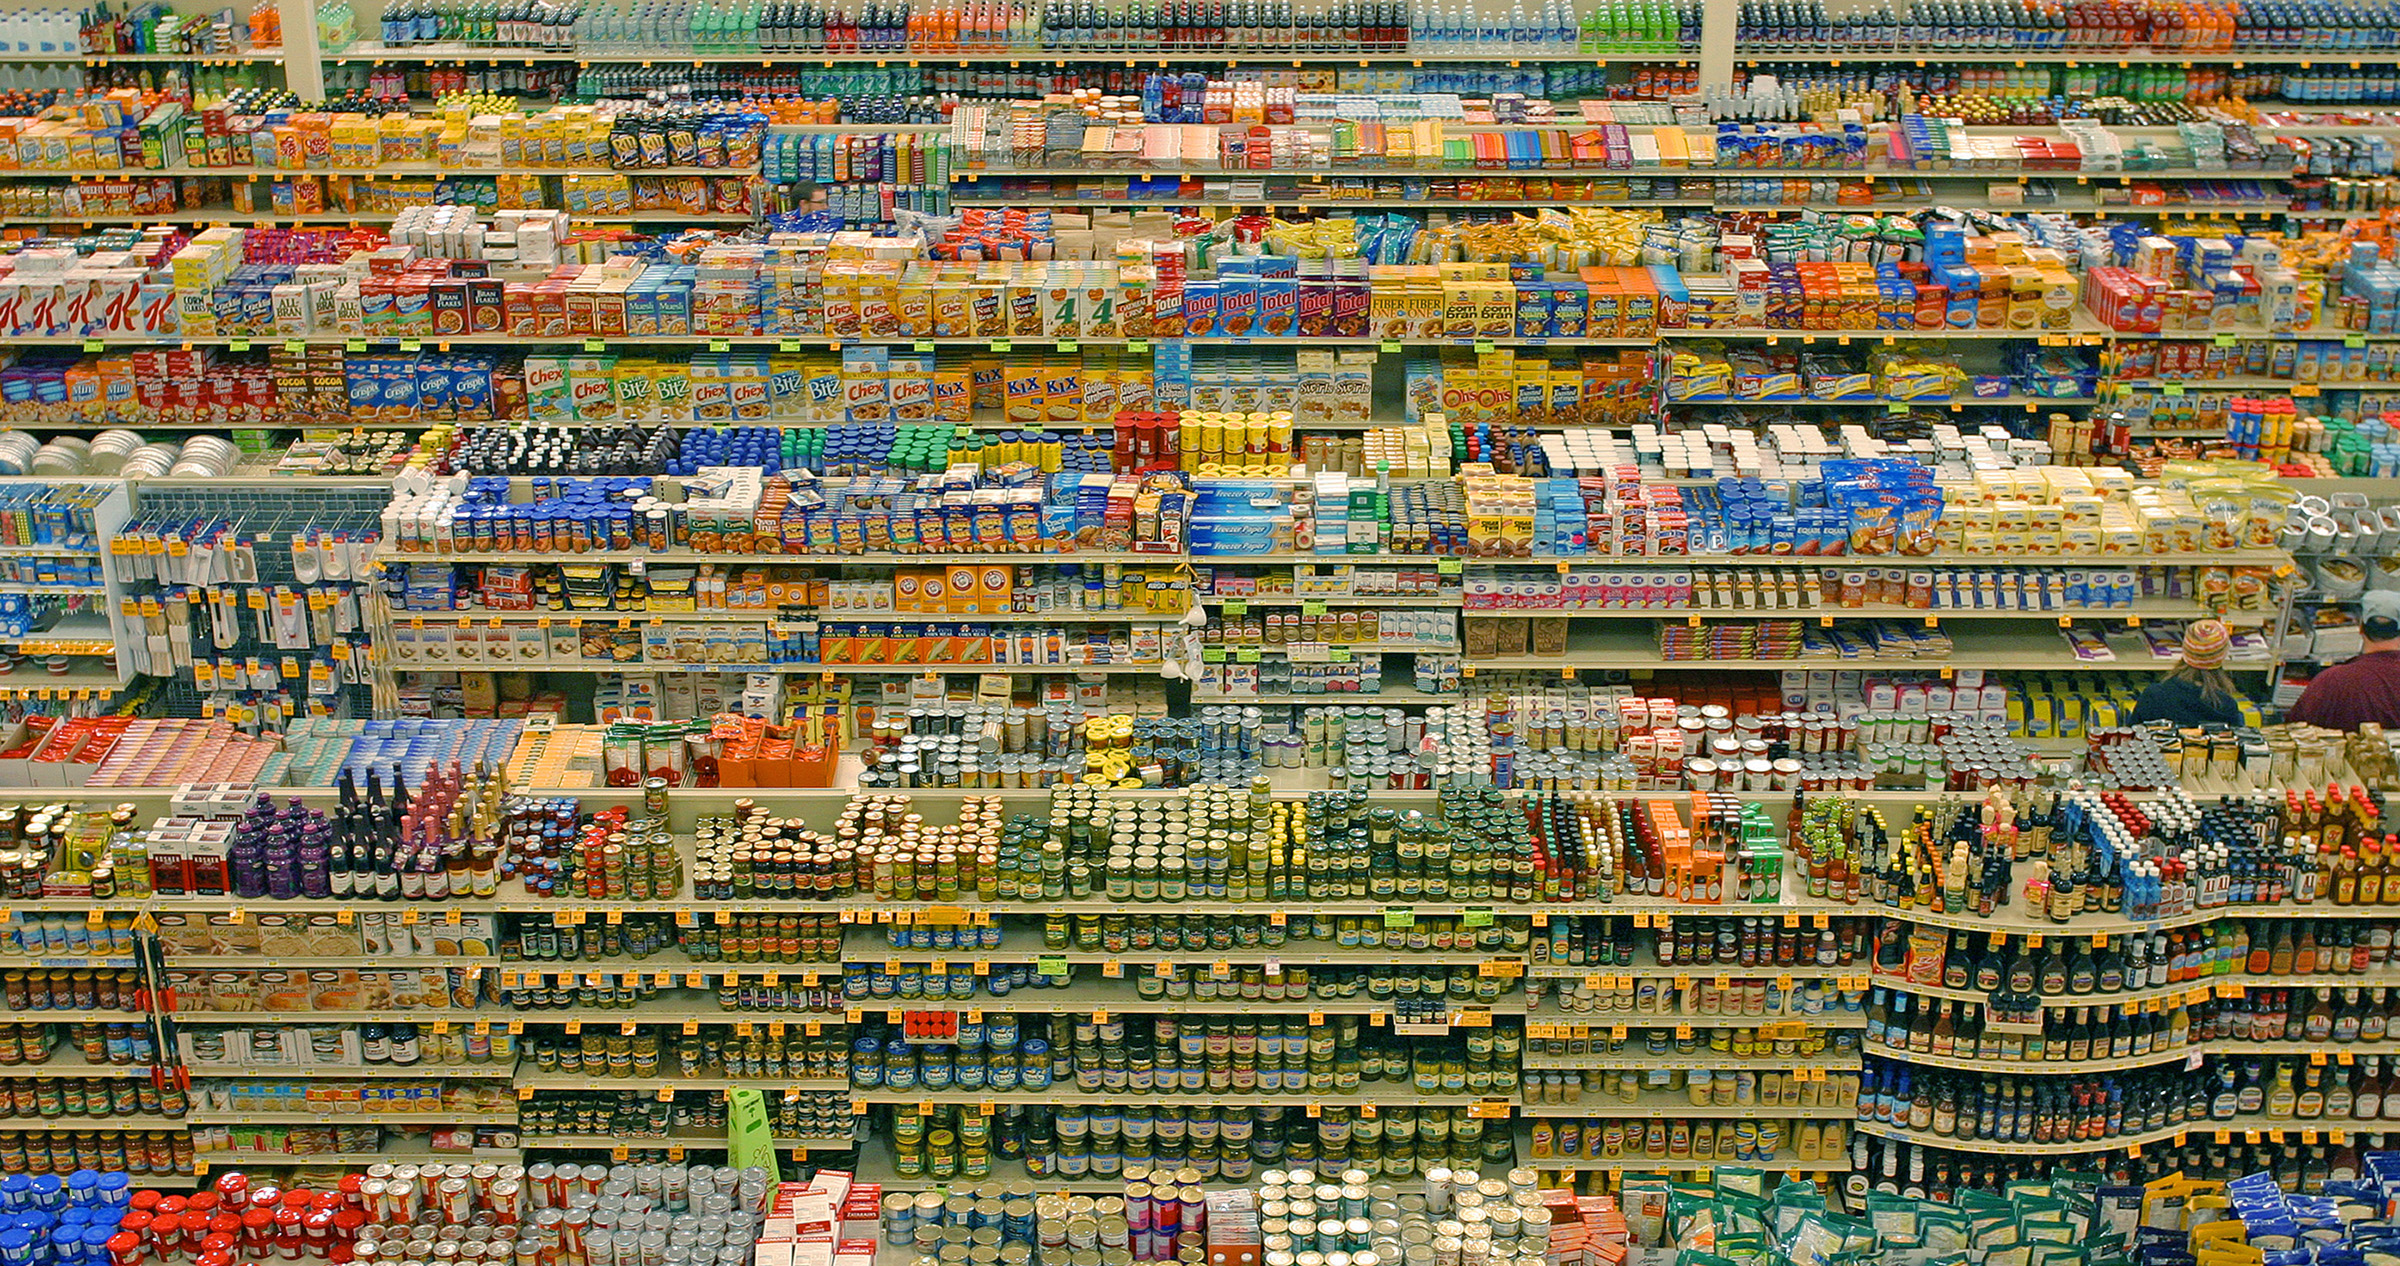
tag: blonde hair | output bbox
[2170,662,2239,707]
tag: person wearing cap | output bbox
[2131,619,2246,727]
[2286,614,2400,731]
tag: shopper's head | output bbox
[2367,615,2400,652]
[2180,619,2230,671]
[2172,618,2239,707]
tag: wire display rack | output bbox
[120,481,390,723]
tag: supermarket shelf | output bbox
[1197,595,1463,608]
[1464,622,2216,673]
[40,48,284,61]
[2126,325,2400,342]
[174,1010,498,1024]
[32,210,762,227]
[0,1115,185,1131]
[1521,1051,1855,1070]
[322,42,1699,63]
[398,550,1167,567]
[1861,1036,2400,1072]
[1735,45,2389,62]
[387,656,1167,675]
[961,191,2344,219]
[516,1133,859,1150]
[1669,394,2091,409]
[844,938,1516,967]
[1186,688,1459,705]
[846,1087,1498,1108]
[168,956,515,969]
[1864,1040,2195,1074]
[1526,962,1854,980]
[175,998,845,1027]
[13,332,1657,350]
[1467,602,2251,623]
[2115,377,2343,392]
[187,1064,518,1078]
[3,165,755,180]
[0,1010,146,1023]
[843,1145,1259,1195]
[1518,1092,1833,1118]
[1195,550,2294,569]
[1522,1146,1839,1172]
[1866,972,2223,1007]
[185,1112,520,1126]
[1838,897,2400,937]
[0,667,127,694]
[1847,1113,2333,1157]
[7,1055,155,1077]
[839,987,1525,1018]
[195,1149,520,1166]
[135,889,1860,919]
[1853,969,2400,1007]
[513,1075,848,1093]
[170,956,824,979]
[0,614,122,653]
[1526,1005,1866,1029]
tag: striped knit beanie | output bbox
[2181,619,2230,671]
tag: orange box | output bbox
[978,564,1014,614]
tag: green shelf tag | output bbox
[80,338,102,353]
[2347,334,2368,349]
[285,339,306,355]
[2162,384,2185,398]
[584,338,605,352]
[780,339,804,353]
[1438,559,1464,574]
[227,339,250,352]
[914,341,935,352]
[399,338,421,352]
[1235,648,1261,663]
[1036,956,1068,975]
[1127,340,1150,352]
[1056,340,1078,352]
[1221,600,1247,615]
[1381,340,1403,353]
[993,340,1013,352]
[709,339,732,353]
[1462,908,1495,928]
[2214,333,2236,347]
[1327,647,1353,662]
[1383,908,1415,930]
[1473,340,1496,353]
[346,340,367,353]
[1201,648,1225,663]
[1302,601,1328,616]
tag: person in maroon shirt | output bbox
[2287,615,2400,731]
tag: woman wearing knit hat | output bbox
[2130,619,2246,727]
